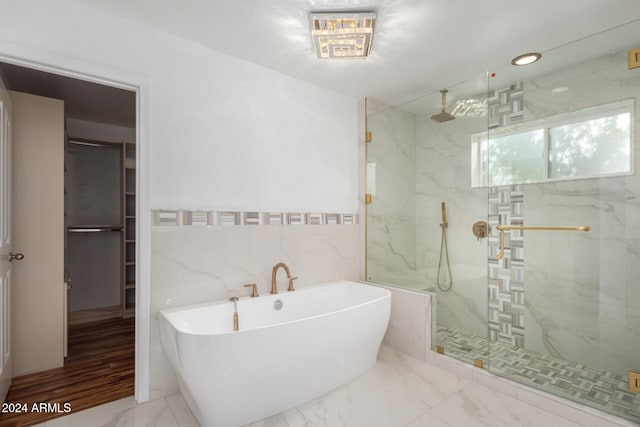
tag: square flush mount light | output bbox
[310,12,376,59]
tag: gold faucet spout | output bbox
[271,262,297,293]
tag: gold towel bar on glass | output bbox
[495,225,591,260]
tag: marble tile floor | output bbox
[34,345,594,427]
[436,325,640,424]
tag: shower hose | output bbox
[436,221,453,292]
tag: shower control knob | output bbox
[472,221,490,241]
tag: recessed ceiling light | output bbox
[511,52,542,66]
[551,86,570,93]
[310,12,376,59]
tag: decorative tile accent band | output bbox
[488,185,525,348]
[152,210,358,227]
[488,82,524,129]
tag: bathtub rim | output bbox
[159,280,391,336]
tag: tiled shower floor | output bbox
[437,325,640,423]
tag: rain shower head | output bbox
[431,89,456,123]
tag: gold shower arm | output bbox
[494,225,591,260]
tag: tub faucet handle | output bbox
[244,283,259,297]
[287,276,298,292]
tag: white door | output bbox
[0,77,15,402]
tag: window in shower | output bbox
[471,98,633,187]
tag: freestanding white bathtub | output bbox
[159,280,390,427]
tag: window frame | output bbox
[471,98,635,188]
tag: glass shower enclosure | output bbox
[365,19,640,423]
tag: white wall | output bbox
[0,0,357,213]
[0,0,360,399]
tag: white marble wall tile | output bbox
[150,224,361,397]
[381,286,431,360]
[423,264,487,338]
[366,223,418,286]
[414,108,489,338]
[279,225,360,286]
[151,226,283,308]
[366,99,417,284]
[366,91,489,345]
[366,106,416,219]
[149,319,180,400]
[523,177,640,375]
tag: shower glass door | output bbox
[365,18,640,423]
[366,73,491,367]
[484,19,640,423]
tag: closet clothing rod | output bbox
[68,138,124,149]
[67,226,123,233]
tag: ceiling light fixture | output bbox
[310,12,376,59]
[511,52,542,66]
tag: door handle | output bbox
[8,252,24,262]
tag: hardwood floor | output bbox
[0,317,135,427]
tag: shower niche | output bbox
[365,18,640,424]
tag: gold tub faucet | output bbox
[271,262,298,294]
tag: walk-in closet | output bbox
[65,138,136,324]
[0,59,138,425]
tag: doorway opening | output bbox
[0,61,137,426]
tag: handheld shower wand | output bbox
[441,201,447,226]
[437,202,453,292]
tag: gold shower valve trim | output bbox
[629,371,640,393]
[629,47,640,69]
[494,225,591,260]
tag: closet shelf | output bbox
[68,225,122,233]
[123,140,136,319]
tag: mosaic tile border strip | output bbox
[488,185,525,348]
[488,81,524,129]
[152,210,358,227]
